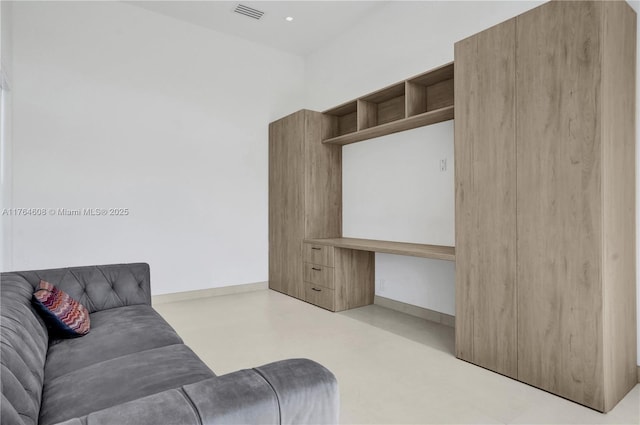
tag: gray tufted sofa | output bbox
[1,263,339,425]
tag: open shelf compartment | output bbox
[322,100,358,139]
[358,82,406,130]
[406,62,454,117]
[321,61,455,145]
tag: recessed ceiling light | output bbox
[285,16,294,22]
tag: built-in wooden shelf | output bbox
[304,237,455,261]
[323,105,454,146]
[323,101,357,140]
[322,62,454,145]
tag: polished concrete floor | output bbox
[155,289,640,424]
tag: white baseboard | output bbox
[152,281,268,305]
[374,295,455,328]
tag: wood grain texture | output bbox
[304,237,455,261]
[322,115,339,140]
[303,243,335,267]
[303,263,335,289]
[360,81,405,104]
[339,112,357,136]
[334,248,374,312]
[454,18,517,378]
[322,62,454,145]
[408,62,454,87]
[376,95,406,126]
[357,99,378,131]
[323,101,357,138]
[269,111,305,299]
[601,0,637,412]
[323,106,454,145]
[406,81,428,117]
[270,110,341,302]
[426,79,454,112]
[304,110,342,240]
[323,100,357,116]
[516,1,604,410]
[304,282,335,311]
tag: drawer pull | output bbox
[312,287,322,292]
[311,247,321,250]
[312,267,321,271]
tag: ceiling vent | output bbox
[234,4,264,20]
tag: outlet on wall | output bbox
[376,279,387,293]
[440,158,447,172]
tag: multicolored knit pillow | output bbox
[32,280,90,337]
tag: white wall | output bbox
[341,122,456,314]
[9,1,304,294]
[0,0,13,273]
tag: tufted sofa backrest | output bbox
[1,274,49,425]
[11,263,151,314]
[1,263,151,425]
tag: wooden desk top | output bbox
[304,237,455,261]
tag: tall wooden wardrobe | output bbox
[455,0,637,412]
[268,110,341,299]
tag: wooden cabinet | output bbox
[270,66,455,309]
[302,242,374,312]
[455,1,637,412]
[268,110,341,299]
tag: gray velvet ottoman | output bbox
[1,263,339,425]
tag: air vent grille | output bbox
[234,4,264,20]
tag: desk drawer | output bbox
[304,283,335,311]
[303,243,334,267]
[303,263,334,289]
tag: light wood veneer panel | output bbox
[304,237,454,261]
[334,248,374,312]
[357,100,378,131]
[426,79,454,112]
[454,18,517,378]
[376,95,406,125]
[405,81,428,118]
[304,282,335,311]
[516,1,604,410]
[303,263,335,289]
[601,0,638,412]
[304,111,342,240]
[269,111,305,299]
[323,106,454,146]
[303,243,334,267]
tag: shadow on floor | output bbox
[338,304,455,355]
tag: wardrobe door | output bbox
[454,18,517,378]
[269,111,305,298]
[516,1,604,410]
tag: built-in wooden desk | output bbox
[304,237,455,261]
[301,237,455,312]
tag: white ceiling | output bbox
[127,1,388,56]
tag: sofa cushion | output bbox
[1,274,49,425]
[39,344,215,425]
[44,304,184,381]
[32,280,91,338]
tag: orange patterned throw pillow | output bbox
[32,280,90,337]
